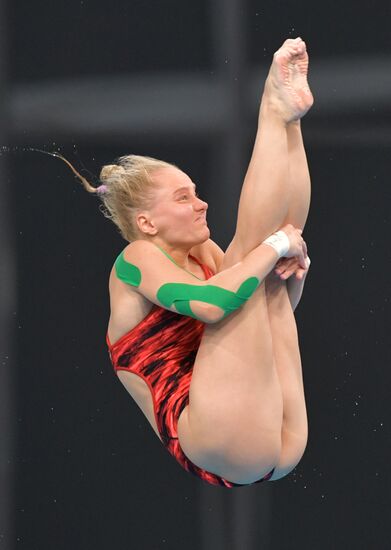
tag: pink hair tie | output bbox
[96,185,108,195]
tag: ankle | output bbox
[259,97,288,127]
[287,119,301,129]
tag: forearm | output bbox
[208,242,279,293]
[187,243,280,322]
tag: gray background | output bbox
[1,0,390,548]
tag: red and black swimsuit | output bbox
[106,255,275,488]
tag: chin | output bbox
[201,224,210,237]
[191,228,209,246]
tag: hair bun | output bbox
[100,164,126,182]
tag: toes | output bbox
[283,37,303,46]
[273,50,291,65]
[277,38,306,58]
[291,42,307,58]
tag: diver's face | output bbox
[139,166,209,246]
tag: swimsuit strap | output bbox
[154,244,207,280]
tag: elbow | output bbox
[190,301,224,323]
[204,304,225,324]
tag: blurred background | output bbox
[1,0,390,548]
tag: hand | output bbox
[274,255,311,281]
[279,224,308,269]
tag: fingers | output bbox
[297,228,307,260]
[275,257,294,274]
[295,228,307,260]
[299,252,307,269]
[275,236,310,279]
[275,257,297,279]
[295,268,306,279]
[280,268,295,280]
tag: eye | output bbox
[178,191,200,201]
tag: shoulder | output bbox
[190,238,225,274]
[122,239,160,259]
[109,240,161,289]
[115,240,181,286]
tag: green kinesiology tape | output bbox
[115,251,142,287]
[156,278,258,319]
[114,250,259,320]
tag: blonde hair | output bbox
[51,152,178,241]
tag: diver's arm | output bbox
[116,240,281,323]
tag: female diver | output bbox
[61,37,313,488]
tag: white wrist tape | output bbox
[262,230,290,258]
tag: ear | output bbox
[136,212,158,236]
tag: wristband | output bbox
[262,230,290,258]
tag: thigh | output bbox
[178,401,280,484]
[265,275,308,438]
[218,235,247,273]
[183,284,283,455]
[178,238,283,475]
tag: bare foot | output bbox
[262,37,314,123]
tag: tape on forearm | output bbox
[262,230,290,257]
[114,251,259,321]
[157,277,259,320]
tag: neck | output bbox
[148,237,193,269]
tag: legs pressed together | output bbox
[177,37,313,484]
[264,119,311,480]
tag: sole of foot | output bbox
[264,37,314,123]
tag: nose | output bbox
[195,197,208,211]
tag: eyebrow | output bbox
[173,184,197,196]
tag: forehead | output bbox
[151,166,195,193]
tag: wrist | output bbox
[262,231,290,258]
